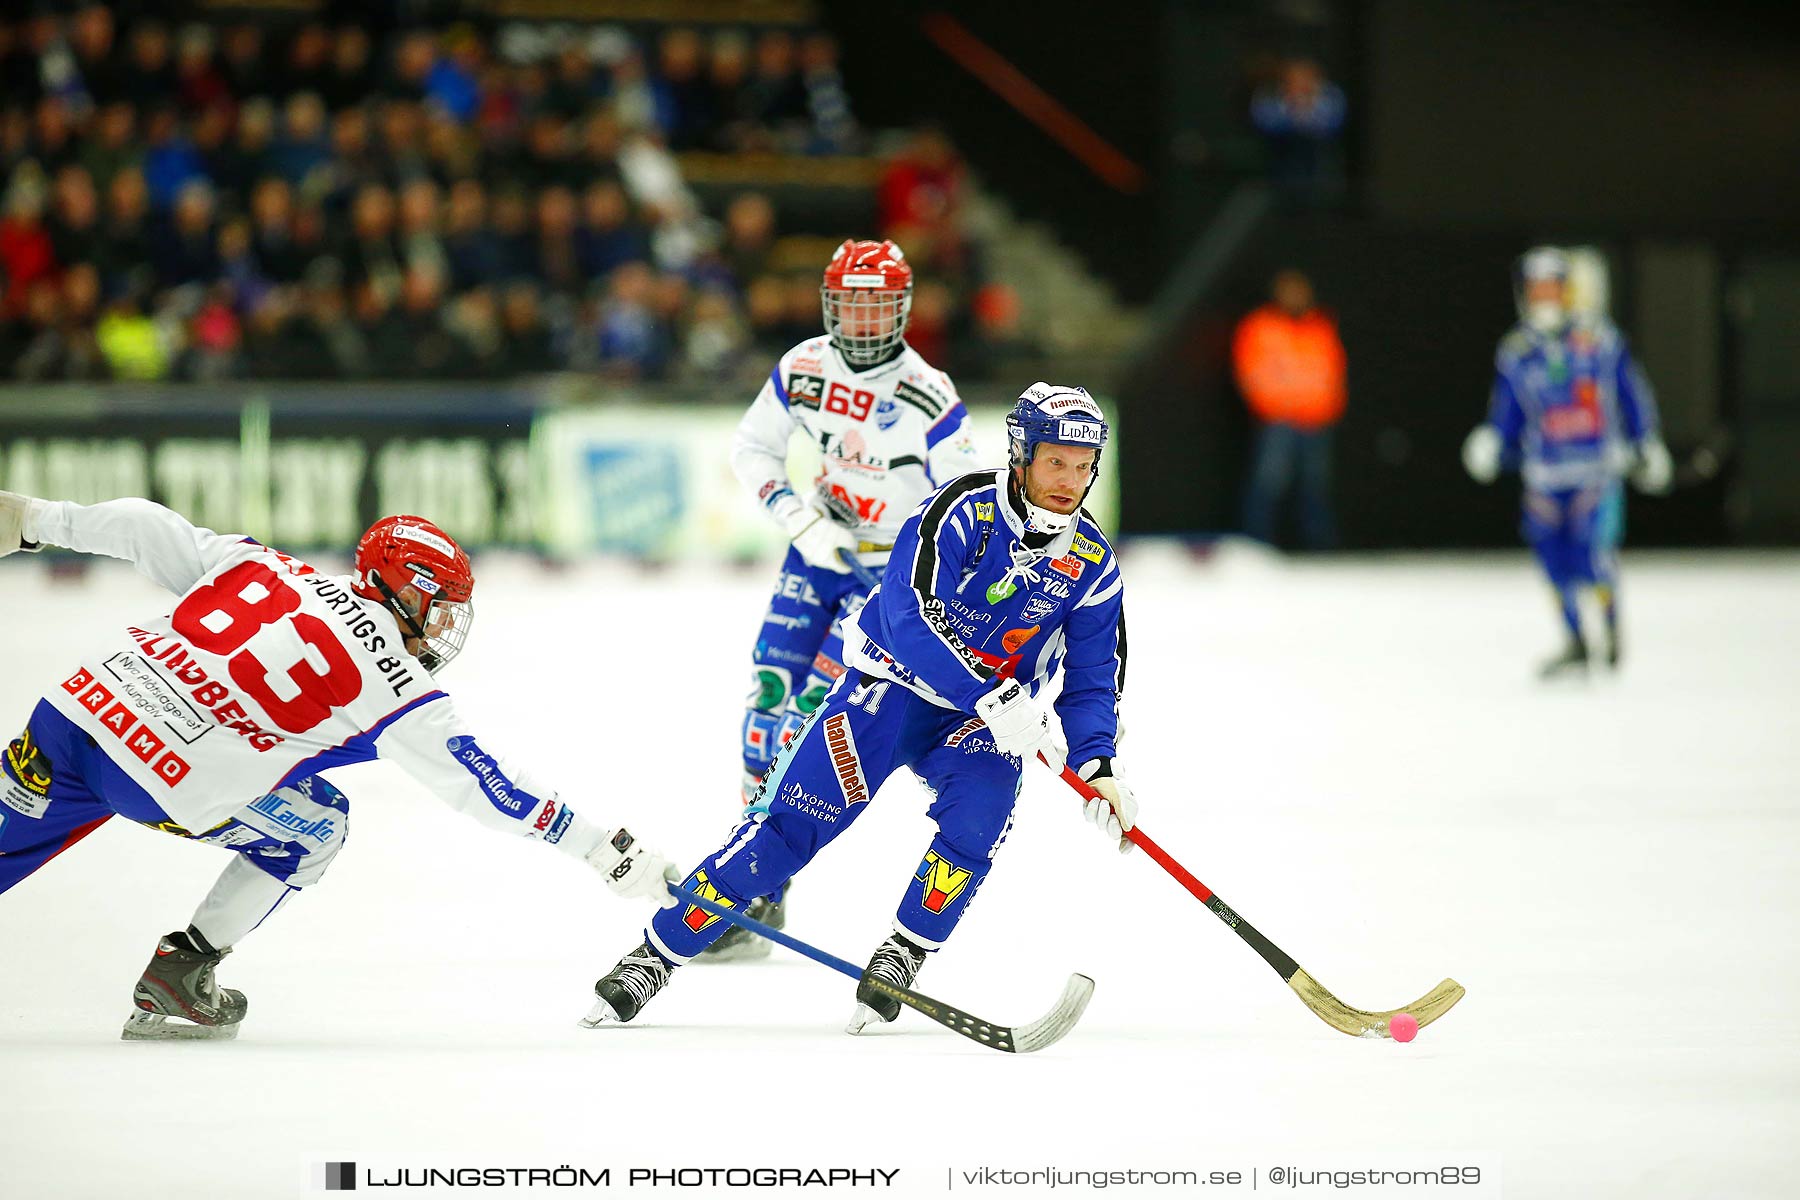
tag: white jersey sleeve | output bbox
[372,694,606,862]
[26,497,257,595]
[920,372,982,486]
[731,354,807,527]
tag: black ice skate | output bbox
[697,887,787,963]
[580,942,674,1026]
[1538,636,1590,679]
[121,930,247,1041]
[845,932,930,1035]
[1604,625,1622,669]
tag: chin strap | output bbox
[368,572,441,672]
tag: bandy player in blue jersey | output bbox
[1462,247,1672,676]
[581,383,1138,1031]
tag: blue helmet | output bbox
[1006,382,1109,474]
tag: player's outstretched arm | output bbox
[1,490,251,593]
[373,695,677,905]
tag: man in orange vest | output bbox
[1233,269,1347,548]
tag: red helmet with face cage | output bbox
[821,238,913,366]
[352,515,475,673]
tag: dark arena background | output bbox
[2,3,1796,1198]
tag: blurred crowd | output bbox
[0,8,1029,387]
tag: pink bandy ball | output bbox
[1389,1012,1419,1042]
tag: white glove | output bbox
[1461,425,1502,484]
[1078,759,1137,854]
[0,491,42,558]
[1632,437,1673,494]
[586,828,680,907]
[783,503,858,574]
[974,679,1064,771]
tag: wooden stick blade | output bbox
[1287,970,1466,1039]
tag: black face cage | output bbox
[821,284,911,365]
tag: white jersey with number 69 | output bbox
[732,337,983,547]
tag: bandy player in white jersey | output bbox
[712,239,981,958]
[0,491,678,1040]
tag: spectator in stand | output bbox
[575,109,626,190]
[250,176,306,284]
[298,268,370,378]
[14,278,70,380]
[375,99,432,187]
[577,179,649,280]
[184,282,244,380]
[153,179,221,290]
[389,30,436,105]
[1249,57,1346,205]
[396,176,448,282]
[607,45,659,137]
[426,27,483,124]
[174,25,230,116]
[527,184,582,297]
[219,24,265,104]
[341,182,402,299]
[1233,268,1348,549]
[489,185,537,281]
[320,26,372,113]
[95,289,171,380]
[68,5,123,107]
[47,164,102,271]
[521,110,581,191]
[446,284,504,376]
[590,260,665,380]
[706,30,754,152]
[878,126,964,258]
[216,216,271,314]
[743,29,806,137]
[394,265,470,379]
[743,273,789,360]
[321,105,382,207]
[17,269,106,381]
[272,91,331,190]
[798,33,860,155]
[653,27,713,152]
[120,22,175,105]
[682,283,747,380]
[1,175,56,315]
[32,97,79,176]
[443,178,499,289]
[282,24,333,100]
[95,167,151,293]
[720,191,775,288]
[2,107,36,178]
[545,41,605,121]
[141,104,204,210]
[497,280,559,374]
[79,101,139,192]
[222,98,276,197]
[424,107,480,184]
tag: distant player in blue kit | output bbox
[1462,247,1672,675]
[708,238,980,958]
[583,384,1138,1029]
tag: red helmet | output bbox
[820,238,913,366]
[352,515,475,673]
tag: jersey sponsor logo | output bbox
[821,482,887,526]
[893,380,949,422]
[1049,555,1084,580]
[985,579,1018,604]
[1039,576,1071,600]
[680,868,737,934]
[944,718,986,748]
[786,373,826,408]
[823,712,869,807]
[1020,594,1061,622]
[62,666,193,786]
[791,356,823,373]
[921,598,993,677]
[974,502,995,523]
[533,799,558,833]
[410,573,441,596]
[776,777,843,824]
[1001,625,1041,654]
[122,629,287,752]
[1071,534,1106,563]
[824,428,889,473]
[775,570,824,607]
[544,806,575,845]
[246,791,339,844]
[446,736,528,816]
[874,397,902,430]
[915,849,973,914]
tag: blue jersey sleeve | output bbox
[875,482,998,711]
[1489,346,1528,454]
[1055,556,1126,766]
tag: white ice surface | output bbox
[2,546,1797,1199]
